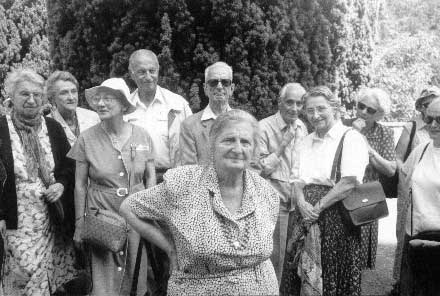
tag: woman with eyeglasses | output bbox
[280,86,369,296]
[68,78,156,296]
[344,88,396,271]
[396,98,440,295]
[393,87,440,295]
[0,69,78,295]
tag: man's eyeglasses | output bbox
[424,116,440,125]
[357,102,377,115]
[207,79,232,88]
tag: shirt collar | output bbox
[201,104,232,121]
[274,111,288,130]
[415,115,428,130]
[130,86,165,110]
[204,166,256,221]
[312,120,345,142]
[362,121,380,139]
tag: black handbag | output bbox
[379,121,416,199]
[332,129,389,227]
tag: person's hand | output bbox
[297,200,319,222]
[73,218,84,247]
[168,249,179,272]
[281,124,296,148]
[313,202,323,217]
[42,183,64,203]
[0,220,6,238]
[352,118,366,132]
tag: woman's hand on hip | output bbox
[297,200,319,222]
[42,183,65,203]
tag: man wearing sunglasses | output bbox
[179,61,235,165]
[257,82,308,282]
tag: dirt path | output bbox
[361,199,397,296]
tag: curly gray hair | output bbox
[4,69,45,98]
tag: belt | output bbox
[89,182,142,197]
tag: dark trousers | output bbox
[400,234,440,296]
[145,169,170,296]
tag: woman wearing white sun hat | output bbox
[68,78,156,296]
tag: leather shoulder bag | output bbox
[332,129,389,227]
[81,145,141,253]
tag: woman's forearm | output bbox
[369,150,397,177]
[319,177,357,210]
[74,186,87,220]
[145,160,157,188]
[120,202,174,256]
[293,182,306,205]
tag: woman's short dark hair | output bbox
[46,71,79,104]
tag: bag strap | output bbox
[130,240,144,295]
[410,142,430,237]
[330,129,351,183]
[404,121,417,162]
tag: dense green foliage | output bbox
[47,0,377,119]
[0,0,50,99]
[371,0,440,121]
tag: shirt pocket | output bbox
[153,110,170,140]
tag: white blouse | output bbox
[403,142,440,235]
[296,121,369,186]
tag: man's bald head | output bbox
[129,49,160,94]
[129,49,159,72]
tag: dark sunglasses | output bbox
[424,116,440,125]
[357,102,377,115]
[207,79,232,88]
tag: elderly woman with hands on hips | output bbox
[346,88,396,270]
[120,109,280,295]
[0,69,78,295]
[68,78,156,296]
[280,86,369,296]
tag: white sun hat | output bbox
[85,78,136,115]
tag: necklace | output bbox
[101,123,124,146]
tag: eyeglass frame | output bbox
[206,79,233,88]
[90,95,117,105]
[17,91,43,101]
[424,115,440,125]
[357,102,378,115]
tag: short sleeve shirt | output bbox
[297,121,369,185]
[67,124,153,190]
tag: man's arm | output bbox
[179,119,198,165]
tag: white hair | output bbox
[279,83,306,100]
[356,87,391,115]
[128,49,159,72]
[204,62,233,82]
